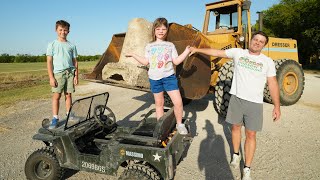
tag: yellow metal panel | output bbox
[262,37,299,61]
[206,0,241,10]
[206,34,236,45]
[203,10,210,33]
[237,4,242,35]
[247,10,251,43]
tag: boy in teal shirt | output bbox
[46,20,78,129]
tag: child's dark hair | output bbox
[151,17,169,42]
[55,20,70,30]
[251,31,269,45]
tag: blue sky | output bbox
[0,0,279,55]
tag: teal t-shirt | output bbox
[46,40,78,73]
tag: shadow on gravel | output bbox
[183,95,211,138]
[116,92,153,127]
[218,115,234,157]
[198,120,233,180]
[63,169,79,179]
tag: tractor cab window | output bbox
[208,4,238,33]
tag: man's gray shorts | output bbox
[226,95,263,131]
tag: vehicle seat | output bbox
[132,108,176,142]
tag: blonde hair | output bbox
[151,17,169,42]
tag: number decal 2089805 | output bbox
[81,161,106,173]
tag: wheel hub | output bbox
[34,160,52,179]
[283,72,298,95]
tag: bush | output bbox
[0,54,15,63]
[77,55,101,62]
[0,54,101,63]
[14,54,33,63]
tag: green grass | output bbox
[0,62,47,73]
[0,61,97,73]
[0,61,98,107]
[0,82,51,106]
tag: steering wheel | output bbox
[219,25,229,29]
[93,105,116,128]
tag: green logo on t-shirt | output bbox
[238,56,263,72]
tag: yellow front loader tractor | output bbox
[85,0,304,117]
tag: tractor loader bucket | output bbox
[85,33,125,80]
[167,23,212,99]
[85,19,213,100]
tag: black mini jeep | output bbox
[25,92,192,180]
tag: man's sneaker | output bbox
[176,124,188,135]
[48,117,59,129]
[242,167,252,180]
[230,153,241,168]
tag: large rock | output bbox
[102,18,153,88]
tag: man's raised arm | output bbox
[189,47,228,58]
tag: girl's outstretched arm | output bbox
[172,46,190,65]
[125,53,149,65]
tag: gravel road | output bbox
[0,73,319,180]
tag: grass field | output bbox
[0,61,97,73]
[0,61,97,107]
[0,62,47,73]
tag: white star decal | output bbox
[153,153,161,162]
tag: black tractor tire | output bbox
[264,59,286,103]
[25,147,64,180]
[164,92,192,107]
[164,92,173,107]
[119,163,161,180]
[264,59,304,105]
[214,60,234,118]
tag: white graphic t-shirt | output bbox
[145,41,178,80]
[225,48,276,103]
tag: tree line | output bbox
[0,54,101,63]
[261,0,320,67]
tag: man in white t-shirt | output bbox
[190,31,281,180]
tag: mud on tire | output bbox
[214,60,234,117]
[25,147,64,180]
[264,59,304,105]
[119,163,161,180]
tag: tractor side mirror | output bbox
[243,0,251,10]
[213,11,219,16]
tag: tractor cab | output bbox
[203,0,252,49]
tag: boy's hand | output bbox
[49,78,57,87]
[74,76,78,86]
[189,47,197,56]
